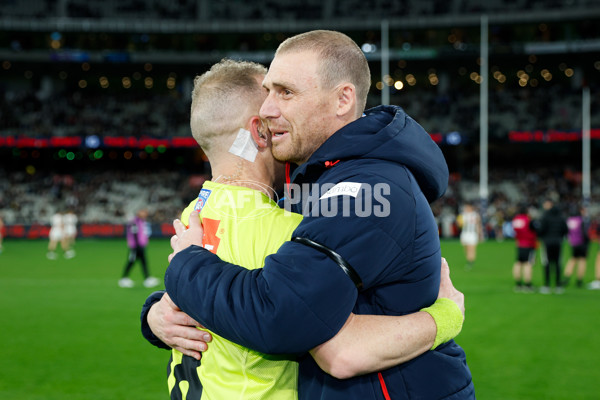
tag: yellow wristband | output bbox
[420,298,464,350]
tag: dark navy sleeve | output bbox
[140,290,172,350]
[165,244,357,355]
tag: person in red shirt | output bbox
[512,205,538,292]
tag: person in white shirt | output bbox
[458,202,484,270]
[47,211,65,260]
[62,210,78,259]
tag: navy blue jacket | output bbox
[165,105,474,399]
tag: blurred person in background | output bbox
[119,208,160,288]
[458,202,484,270]
[512,205,538,293]
[588,220,600,290]
[562,205,590,288]
[0,213,4,254]
[62,209,78,259]
[47,210,65,260]
[534,199,568,294]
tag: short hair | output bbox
[190,58,267,153]
[275,30,371,115]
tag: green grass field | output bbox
[1,238,599,399]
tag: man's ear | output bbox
[249,116,268,149]
[336,83,357,117]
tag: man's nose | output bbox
[259,94,278,120]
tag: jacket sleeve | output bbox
[140,290,171,350]
[165,244,357,355]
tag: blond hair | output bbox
[190,59,267,153]
[276,30,371,114]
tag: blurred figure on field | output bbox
[512,205,538,293]
[62,209,78,259]
[119,208,160,288]
[0,213,4,254]
[562,205,590,288]
[534,199,568,294]
[47,210,66,260]
[458,202,484,270]
[588,220,600,290]
[439,206,458,238]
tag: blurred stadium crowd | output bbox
[1,162,598,241]
[2,0,599,22]
[432,166,600,240]
[1,84,598,141]
[0,89,190,138]
[1,0,599,238]
[0,167,200,226]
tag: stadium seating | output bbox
[1,0,599,20]
[1,163,598,235]
[0,168,201,226]
[0,90,190,138]
[0,0,598,233]
[1,85,597,140]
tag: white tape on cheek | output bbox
[228,128,258,162]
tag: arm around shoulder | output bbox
[311,258,466,379]
[166,242,358,354]
[141,290,171,350]
[310,311,437,379]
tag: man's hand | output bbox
[438,258,465,319]
[147,292,212,360]
[168,210,204,263]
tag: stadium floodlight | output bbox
[85,135,101,149]
[446,132,462,146]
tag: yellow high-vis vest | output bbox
[168,180,303,400]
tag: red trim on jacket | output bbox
[378,372,391,400]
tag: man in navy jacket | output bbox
[166,30,474,399]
